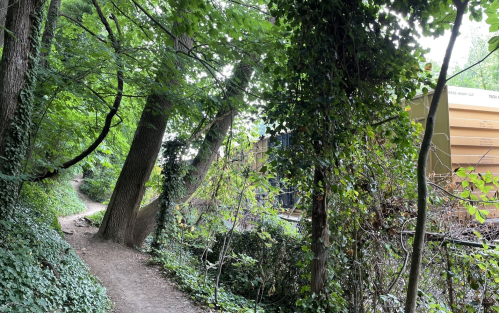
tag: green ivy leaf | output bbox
[488,36,499,52]
[456,167,467,178]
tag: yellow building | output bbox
[408,86,499,219]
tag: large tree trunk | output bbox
[0,0,43,159]
[0,0,7,48]
[131,62,254,247]
[39,0,61,68]
[96,30,193,245]
[310,167,329,295]
[96,95,173,245]
[0,0,44,218]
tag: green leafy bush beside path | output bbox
[21,178,86,217]
[0,209,110,312]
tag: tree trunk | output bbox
[131,62,254,247]
[0,0,43,159]
[0,0,44,218]
[404,1,468,312]
[39,0,61,68]
[311,167,329,295]
[0,0,7,48]
[96,95,172,245]
[97,28,193,245]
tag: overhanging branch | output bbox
[446,45,499,82]
[59,13,107,43]
[33,1,124,181]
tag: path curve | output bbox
[60,176,203,313]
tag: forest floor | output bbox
[59,176,204,313]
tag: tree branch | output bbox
[428,181,499,204]
[186,110,234,144]
[447,44,499,82]
[130,0,182,48]
[33,1,124,181]
[371,115,399,127]
[59,13,107,43]
[405,1,469,312]
[227,0,270,16]
[400,231,496,249]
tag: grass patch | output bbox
[86,210,106,227]
[21,178,86,217]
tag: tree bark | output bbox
[311,167,329,295]
[97,25,193,245]
[0,0,7,48]
[131,62,254,247]
[0,0,42,160]
[96,94,173,245]
[39,0,61,68]
[404,1,468,312]
[0,0,44,217]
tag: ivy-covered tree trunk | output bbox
[131,108,238,246]
[39,0,61,68]
[0,0,7,48]
[0,0,44,217]
[131,63,254,247]
[311,167,329,295]
[0,0,43,157]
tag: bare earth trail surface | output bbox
[59,176,203,313]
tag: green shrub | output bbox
[153,249,258,312]
[152,216,306,312]
[80,168,117,203]
[21,179,86,217]
[0,207,111,312]
[208,218,307,312]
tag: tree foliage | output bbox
[4,0,499,311]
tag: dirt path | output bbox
[60,176,203,313]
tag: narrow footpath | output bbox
[59,176,203,313]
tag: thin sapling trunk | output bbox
[404,1,468,312]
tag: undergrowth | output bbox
[152,217,306,312]
[152,248,259,312]
[80,168,117,203]
[0,207,110,312]
[85,210,106,227]
[21,175,86,219]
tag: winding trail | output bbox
[60,176,203,313]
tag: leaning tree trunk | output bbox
[131,62,254,247]
[0,0,7,48]
[311,166,329,295]
[96,94,173,245]
[39,0,61,68]
[0,0,44,218]
[131,109,238,246]
[97,31,193,246]
[404,1,468,312]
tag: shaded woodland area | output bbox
[4,0,499,312]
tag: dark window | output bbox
[268,133,298,208]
